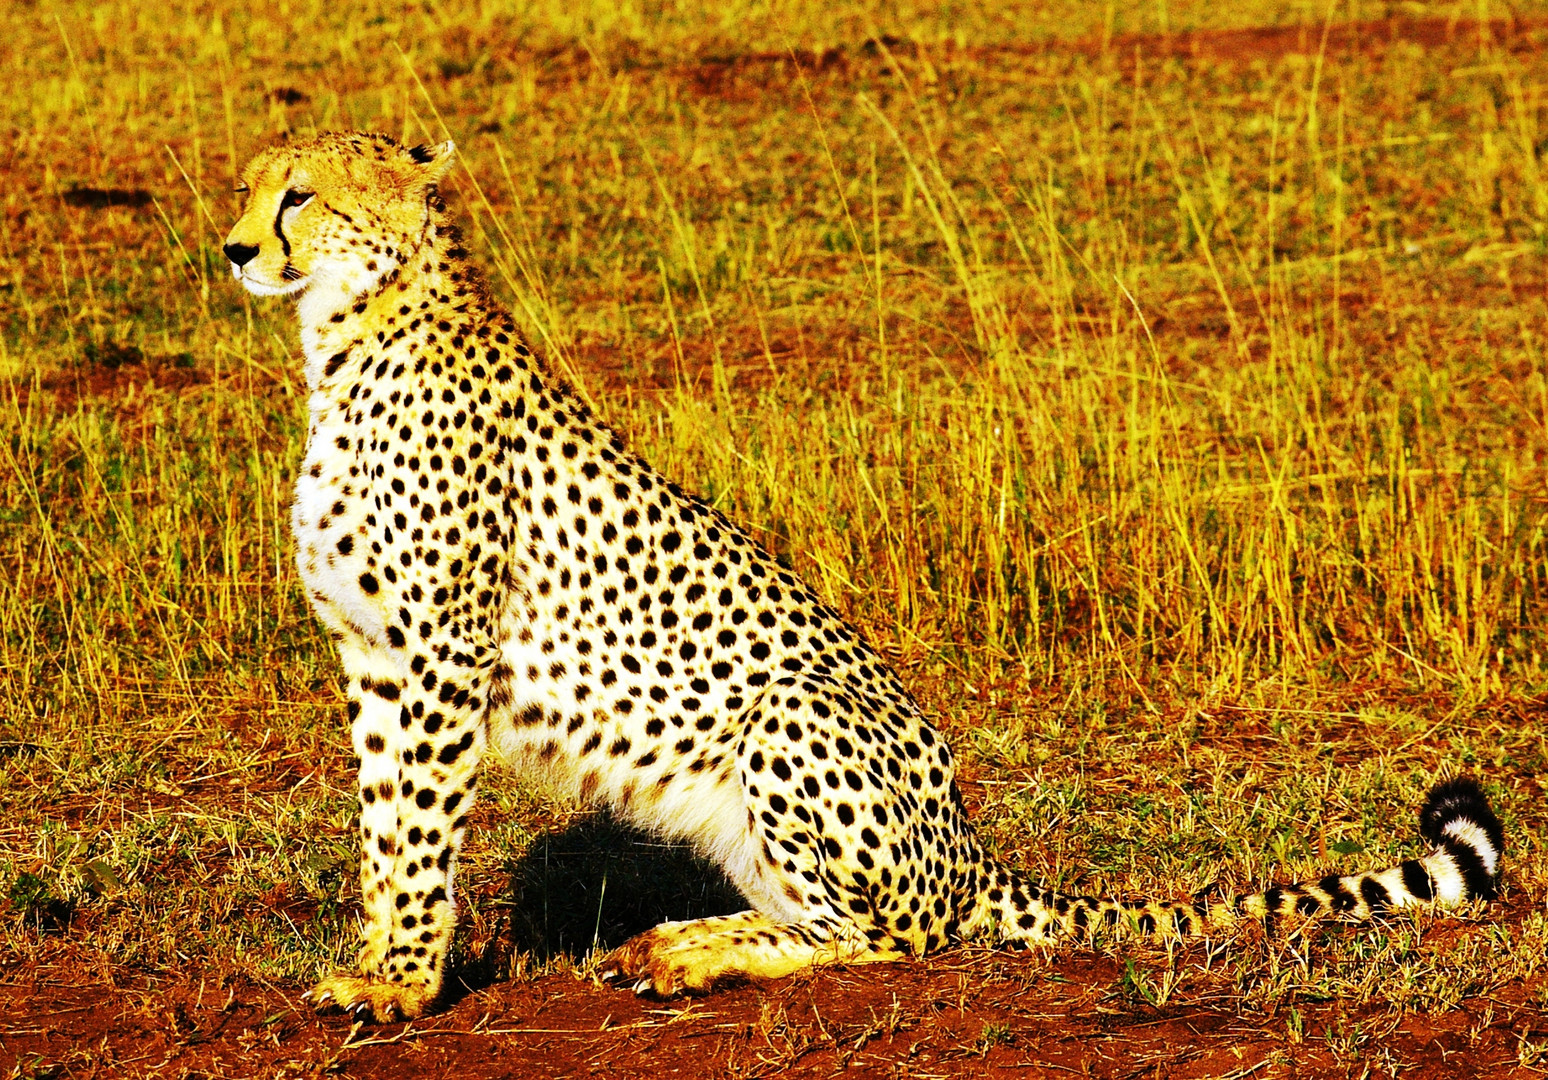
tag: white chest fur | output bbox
[291,387,386,645]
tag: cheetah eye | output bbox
[280,188,314,210]
[233,181,249,194]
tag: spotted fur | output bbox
[222,132,1506,1020]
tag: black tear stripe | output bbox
[273,203,292,257]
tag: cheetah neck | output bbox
[293,211,476,390]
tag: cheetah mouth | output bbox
[230,263,311,297]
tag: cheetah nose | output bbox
[224,242,260,267]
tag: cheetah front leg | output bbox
[304,638,489,1021]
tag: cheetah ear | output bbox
[407,140,456,184]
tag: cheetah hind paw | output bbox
[597,932,695,997]
[302,973,435,1022]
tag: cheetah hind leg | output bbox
[598,910,905,997]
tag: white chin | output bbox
[231,266,310,297]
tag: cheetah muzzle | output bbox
[222,132,1506,1021]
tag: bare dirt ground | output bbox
[6,933,1546,1080]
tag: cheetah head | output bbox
[223,132,455,304]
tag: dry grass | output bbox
[4,0,1548,1074]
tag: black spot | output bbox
[437,730,475,765]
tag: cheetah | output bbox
[222,132,1505,1021]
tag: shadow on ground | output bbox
[451,814,747,993]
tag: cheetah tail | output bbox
[977,777,1504,945]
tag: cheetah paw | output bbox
[597,934,710,998]
[303,973,435,1022]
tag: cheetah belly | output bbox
[488,634,798,919]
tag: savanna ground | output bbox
[5,1,1548,1076]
